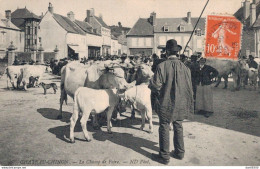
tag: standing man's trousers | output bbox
[158,111,185,160]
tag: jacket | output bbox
[149,56,194,122]
[197,65,218,86]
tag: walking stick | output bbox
[182,0,210,55]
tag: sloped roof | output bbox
[74,20,92,32]
[154,17,205,33]
[11,18,25,30]
[74,20,101,36]
[0,13,20,30]
[127,18,154,36]
[234,2,260,27]
[93,16,110,29]
[191,18,206,32]
[11,8,40,19]
[53,13,85,35]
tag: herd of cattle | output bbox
[2,57,260,143]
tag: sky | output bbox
[0,0,243,28]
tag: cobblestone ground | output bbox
[0,72,259,166]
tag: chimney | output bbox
[250,3,256,26]
[243,0,250,20]
[187,11,191,24]
[5,10,11,20]
[90,8,95,17]
[253,0,260,4]
[150,12,156,26]
[99,13,103,20]
[67,11,75,21]
[86,10,91,22]
[48,2,54,14]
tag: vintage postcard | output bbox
[0,0,259,167]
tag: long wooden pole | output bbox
[182,0,210,55]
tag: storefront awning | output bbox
[68,45,79,53]
[157,45,165,49]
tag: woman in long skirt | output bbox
[196,58,218,117]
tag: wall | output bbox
[111,39,119,55]
[127,36,154,55]
[86,33,102,47]
[38,12,67,60]
[101,27,111,46]
[154,33,204,56]
[240,28,255,57]
[256,29,260,57]
[67,33,87,59]
[0,28,24,52]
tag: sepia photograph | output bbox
[0,0,259,167]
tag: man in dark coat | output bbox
[248,55,258,69]
[149,39,194,164]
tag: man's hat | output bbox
[249,55,254,58]
[121,53,127,58]
[166,39,182,52]
[199,57,206,63]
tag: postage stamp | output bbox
[204,15,242,60]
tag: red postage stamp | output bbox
[204,15,242,60]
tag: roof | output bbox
[52,13,85,35]
[127,18,154,36]
[234,2,260,27]
[74,19,101,36]
[0,13,20,30]
[127,17,205,36]
[10,18,25,30]
[154,17,205,33]
[94,16,110,29]
[11,8,40,20]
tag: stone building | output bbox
[127,12,205,57]
[11,7,40,52]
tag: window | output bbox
[27,27,30,35]
[35,39,37,45]
[164,26,169,32]
[179,25,185,32]
[35,27,37,35]
[195,29,202,36]
[27,39,30,45]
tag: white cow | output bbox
[18,65,46,90]
[6,65,24,89]
[248,68,258,90]
[119,84,153,133]
[70,87,119,143]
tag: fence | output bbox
[15,52,32,62]
[44,52,56,62]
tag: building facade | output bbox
[234,0,260,57]
[38,3,87,60]
[0,13,24,58]
[11,7,40,52]
[127,12,205,57]
[85,8,111,57]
